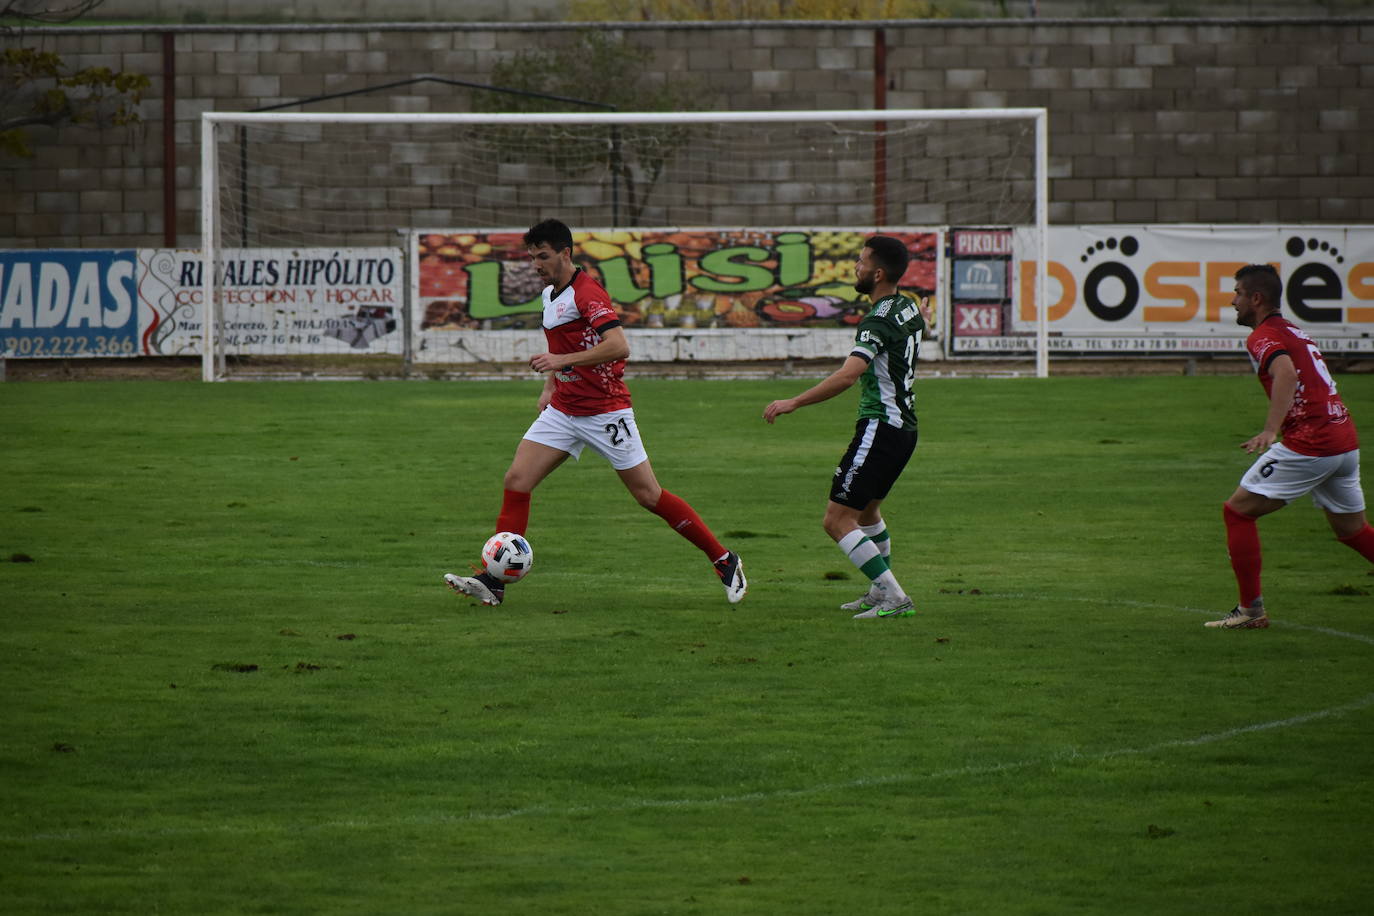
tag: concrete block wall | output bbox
[83,0,1374,23]
[1,18,1372,248]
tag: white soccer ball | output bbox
[481,531,534,584]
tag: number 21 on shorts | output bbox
[604,417,633,445]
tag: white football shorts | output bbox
[522,405,649,471]
[1239,443,1366,513]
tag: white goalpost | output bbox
[200,108,1049,380]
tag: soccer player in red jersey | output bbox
[1209,264,1373,629]
[445,218,746,607]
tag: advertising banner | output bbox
[3,247,404,358]
[416,228,941,335]
[136,248,404,356]
[1,250,138,357]
[991,226,1374,354]
[948,228,1015,344]
[13,228,1369,362]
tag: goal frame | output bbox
[199,108,1049,380]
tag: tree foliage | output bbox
[1,0,150,158]
[473,31,702,226]
[567,0,950,19]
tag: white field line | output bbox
[982,591,1374,647]
[13,595,1373,844]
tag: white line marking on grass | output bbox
[1099,691,1374,755]
[13,594,1374,844]
[981,591,1374,647]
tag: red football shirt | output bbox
[542,269,632,416]
[1246,314,1359,456]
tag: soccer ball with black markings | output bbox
[481,531,534,584]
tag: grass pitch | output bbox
[2,374,1372,914]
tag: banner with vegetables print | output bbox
[416,229,939,331]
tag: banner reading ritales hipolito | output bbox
[137,248,404,356]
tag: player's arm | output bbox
[528,324,629,373]
[1243,352,1297,454]
[763,355,868,424]
[917,295,936,340]
[536,374,556,413]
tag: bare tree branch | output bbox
[1,37,147,157]
[1,0,107,34]
[0,108,68,131]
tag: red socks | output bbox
[1223,503,1263,608]
[650,490,726,560]
[494,488,727,563]
[1338,524,1374,563]
[495,488,531,536]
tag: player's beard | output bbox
[854,274,875,296]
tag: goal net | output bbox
[200,109,1048,379]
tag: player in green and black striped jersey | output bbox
[763,236,932,619]
[852,288,924,431]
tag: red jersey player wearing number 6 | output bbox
[445,218,746,607]
[1210,264,1374,629]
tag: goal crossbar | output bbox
[203,108,1050,127]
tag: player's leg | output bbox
[826,499,911,618]
[1328,509,1374,559]
[614,455,662,509]
[588,408,744,603]
[497,439,571,534]
[1313,450,1374,562]
[445,416,575,606]
[1209,486,1285,628]
[858,503,891,558]
[616,459,747,603]
[838,499,888,612]
[829,420,915,618]
[1209,443,1334,628]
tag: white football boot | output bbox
[852,593,915,619]
[444,572,504,606]
[1203,602,1269,629]
[714,551,747,604]
[840,586,881,612]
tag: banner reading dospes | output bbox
[415,229,940,332]
[963,226,1374,355]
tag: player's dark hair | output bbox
[1235,263,1282,308]
[524,218,574,252]
[864,235,910,285]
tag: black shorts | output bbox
[829,418,917,509]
